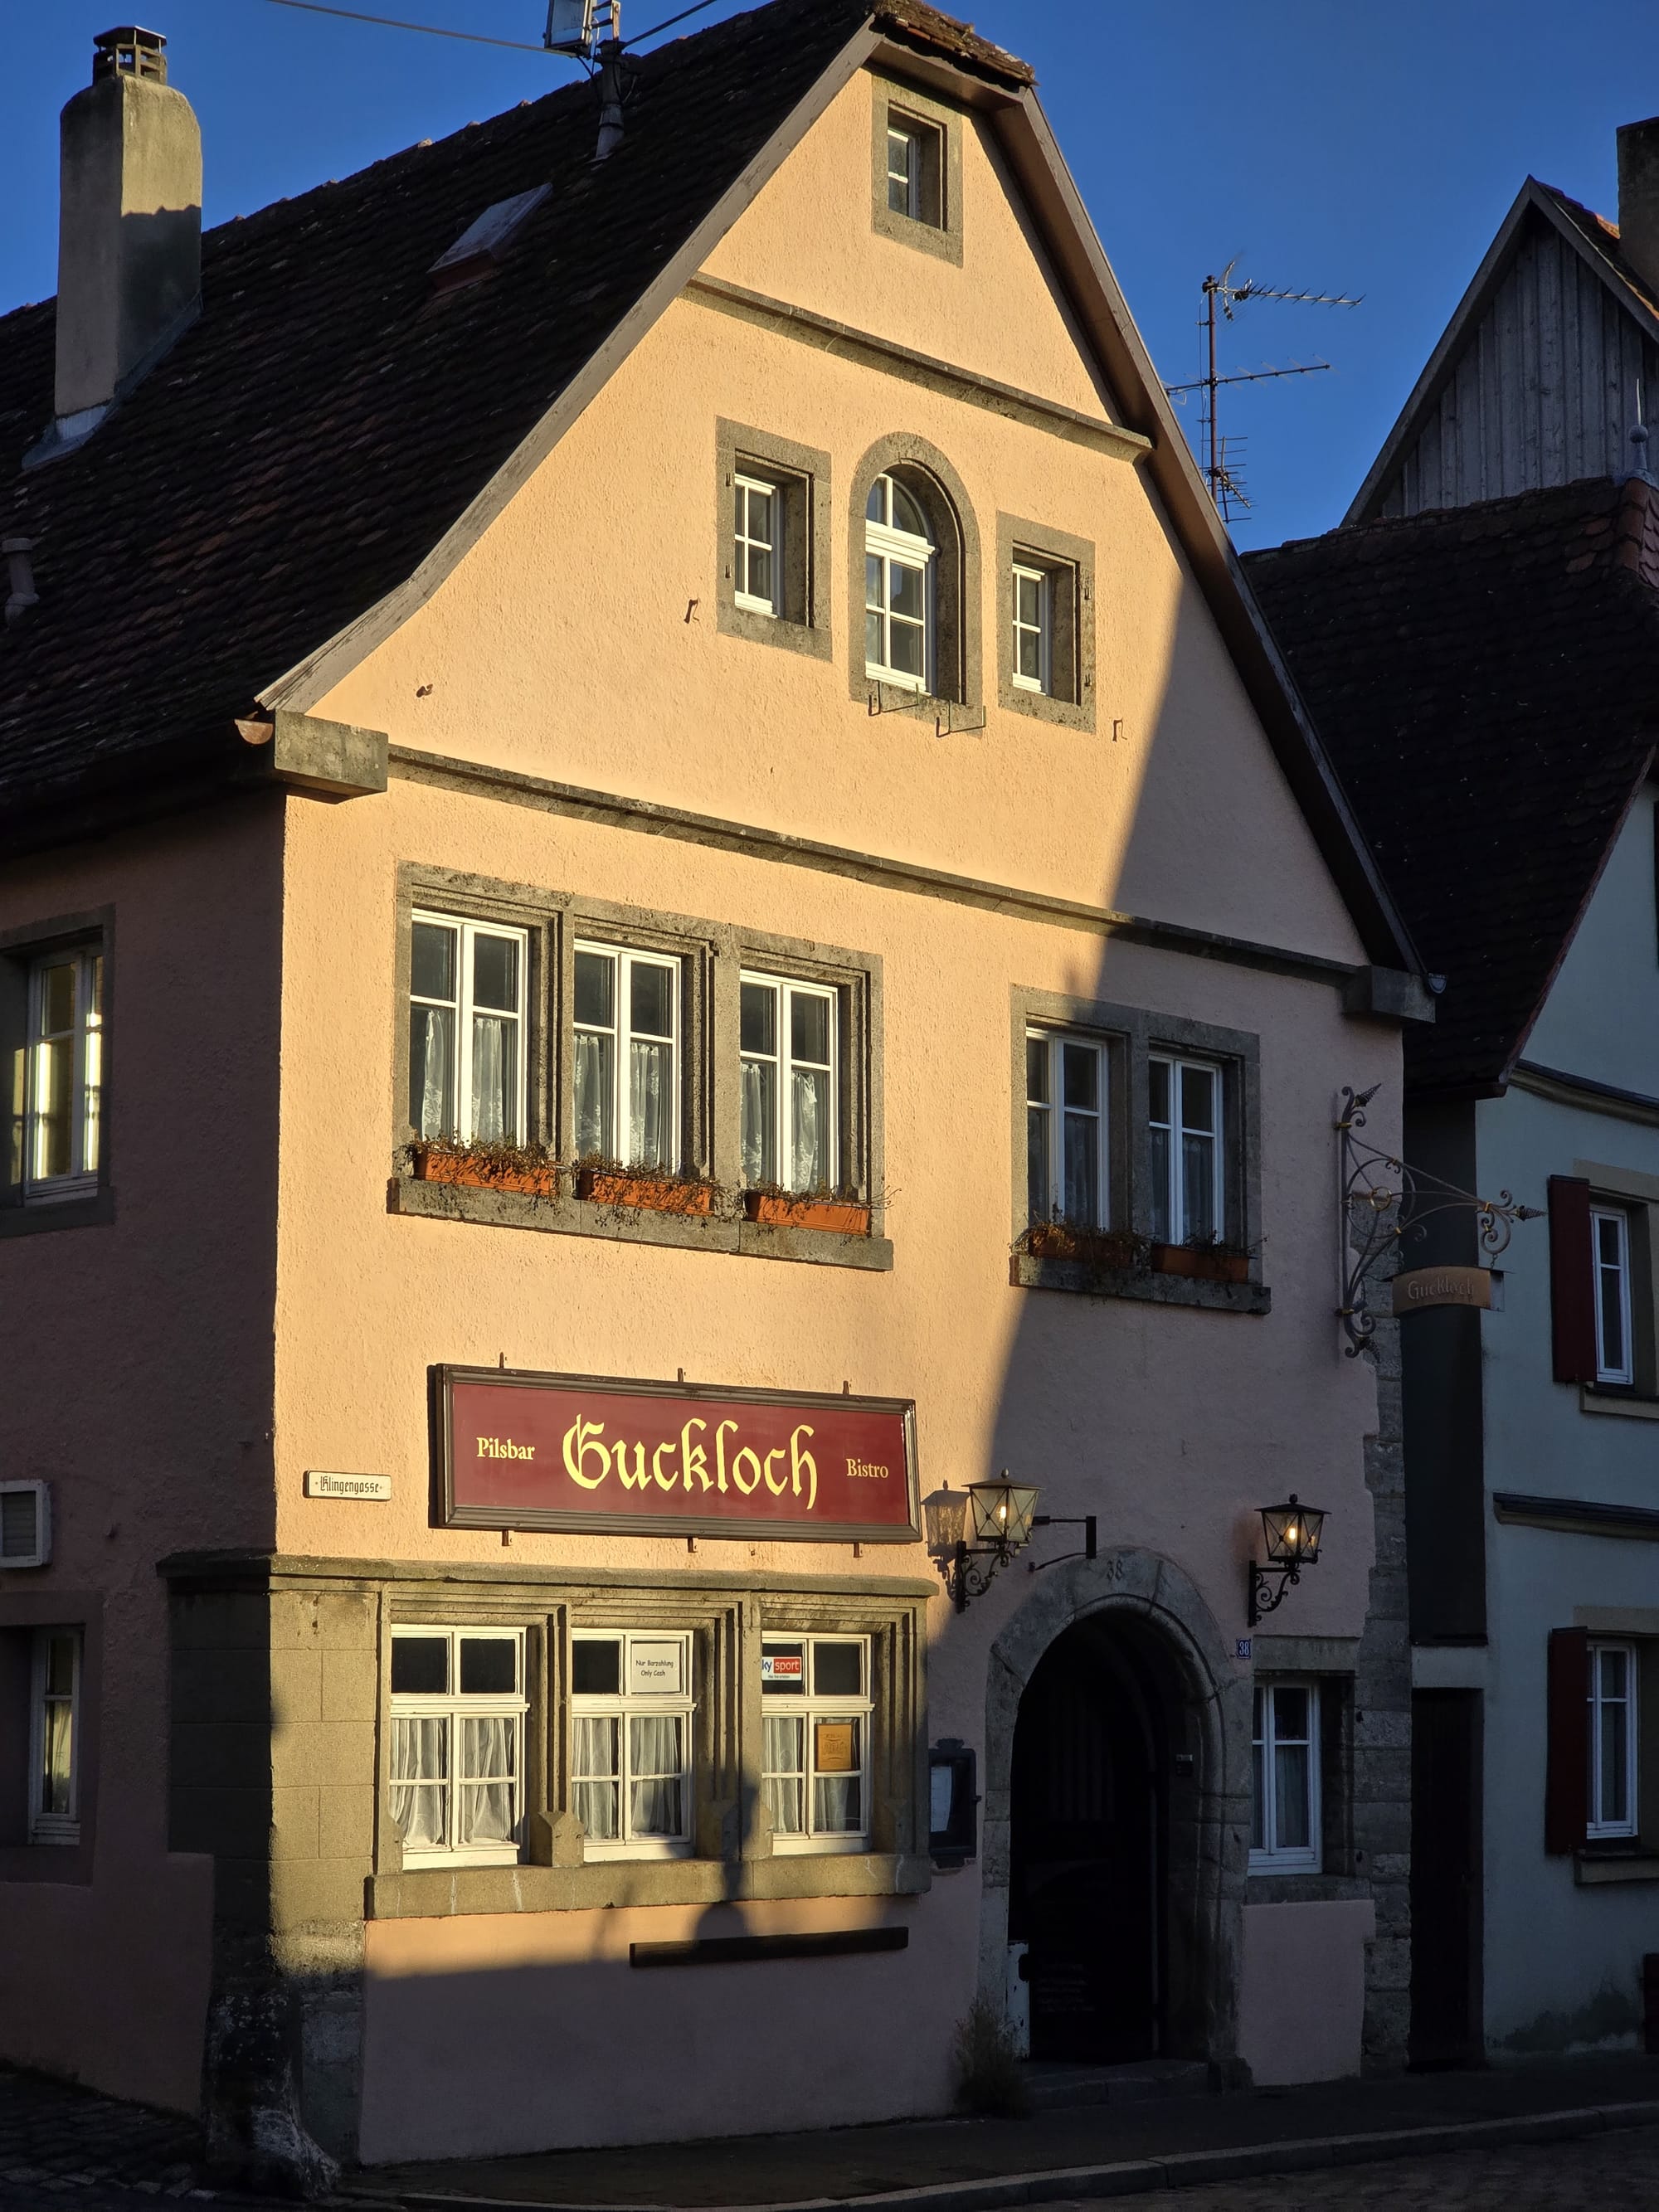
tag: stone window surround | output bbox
[0,1589,101,1885]
[1246,1636,1359,1902]
[1574,1157,1659,1412]
[869,74,965,270]
[0,906,116,1240]
[392,865,890,1272]
[995,513,1097,733]
[367,1568,931,1918]
[715,419,833,661]
[848,432,983,721]
[1007,986,1266,1313]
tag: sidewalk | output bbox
[353,2054,1659,2211]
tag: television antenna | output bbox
[1165,261,1362,518]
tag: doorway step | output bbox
[1021,2059,1211,2111]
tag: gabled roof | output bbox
[1245,476,1659,1096]
[1348,177,1659,524]
[0,0,1418,973]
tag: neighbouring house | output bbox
[1250,472,1659,2067]
[0,4,1429,2178]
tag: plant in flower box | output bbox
[410,1138,562,1199]
[742,1181,872,1237]
[573,1156,718,1217]
[1150,1232,1257,1284]
[1023,1219,1149,1271]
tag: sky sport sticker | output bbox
[761,1652,805,1685]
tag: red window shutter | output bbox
[1545,1626,1589,1855]
[1547,1175,1596,1384]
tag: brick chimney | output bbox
[32,27,202,464]
[1618,115,1659,299]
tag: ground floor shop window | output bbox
[389,1626,527,1865]
[570,1631,694,1858]
[1250,1678,1321,1872]
[761,1635,872,1851]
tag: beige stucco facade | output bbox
[0,45,1414,2176]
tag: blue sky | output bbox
[6,0,1659,547]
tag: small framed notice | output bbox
[815,1721,857,1774]
[630,1638,684,1695]
[304,1471,392,1502]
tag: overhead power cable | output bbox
[253,0,554,53]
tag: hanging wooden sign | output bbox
[1391,1266,1493,1315]
[435,1365,920,1543]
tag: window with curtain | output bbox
[29,1627,81,1846]
[570,1632,694,1858]
[22,946,102,1201]
[573,944,679,1171]
[740,974,837,1194]
[761,1636,871,1853]
[1588,1641,1638,1839]
[388,1627,527,1866]
[884,109,943,226]
[1149,1054,1223,1246]
[865,473,935,693]
[1026,1029,1106,1228]
[408,912,528,1147]
[1250,1679,1321,1871]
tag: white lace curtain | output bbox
[471,1016,513,1146]
[571,1713,683,1840]
[391,1716,447,1848]
[739,1065,827,1191]
[575,1033,612,1159]
[412,1007,455,1139]
[762,1715,805,1835]
[391,1714,518,1850]
[629,1041,670,1169]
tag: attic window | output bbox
[429,184,550,293]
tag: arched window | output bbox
[864,473,936,693]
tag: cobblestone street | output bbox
[1048,2122,1659,2211]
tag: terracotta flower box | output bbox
[412,1147,560,1198]
[576,1168,714,1217]
[744,1191,871,1236]
[1025,1223,1144,1268]
[1151,1242,1250,1284]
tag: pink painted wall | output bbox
[1238,1901,1377,2084]
[0,798,285,2111]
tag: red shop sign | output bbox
[435,1367,921,1543]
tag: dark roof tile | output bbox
[1244,477,1659,1096]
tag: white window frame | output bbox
[739,972,839,1195]
[1011,561,1052,695]
[408,911,529,1146]
[886,122,921,218]
[1026,1028,1107,1228]
[388,1625,528,1869]
[1590,1204,1635,1387]
[733,471,781,616]
[1250,1677,1321,1873]
[570,1630,696,1861]
[1587,1640,1639,1840]
[864,474,935,694]
[761,1633,873,1855]
[1149,1053,1225,1247]
[22,946,102,1203]
[572,941,681,1170]
[28,1626,81,1847]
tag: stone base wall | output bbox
[1355,1303,1412,2069]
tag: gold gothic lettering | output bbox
[550,1412,848,1521]
[681,1418,709,1491]
[791,1425,818,1514]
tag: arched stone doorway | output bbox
[980,1550,1248,2073]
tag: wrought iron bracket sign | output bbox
[1337,1083,1542,1357]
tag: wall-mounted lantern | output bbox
[1248,1494,1326,1625]
[937,1474,1039,1611]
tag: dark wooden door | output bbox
[1409,1688,1483,2067]
[1010,1640,1159,2062]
